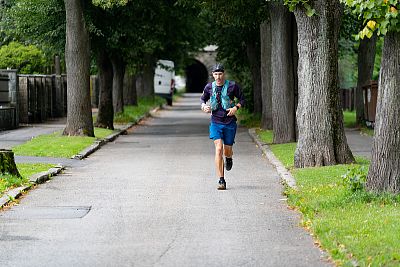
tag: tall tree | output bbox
[246,39,262,114]
[95,49,114,129]
[270,1,297,143]
[123,72,138,106]
[111,54,125,113]
[63,0,94,136]
[367,30,400,193]
[356,34,377,125]
[339,9,377,126]
[342,0,400,193]
[260,17,273,130]
[292,0,354,167]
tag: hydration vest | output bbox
[210,80,235,111]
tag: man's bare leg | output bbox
[224,145,233,158]
[214,139,224,178]
[214,139,226,189]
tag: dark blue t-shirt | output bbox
[200,81,245,125]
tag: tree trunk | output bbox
[246,39,262,114]
[270,2,296,143]
[356,34,377,126]
[95,50,114,130]
[294,0,354,167]
[366,31,400,193]
[141,55,155,98]
[123,73,138,106]
[0,149,21,177]
[111,55,125,114]
[63,0,94,137]
[54,54,61,75]
[260,17,273,130]
[292,17,299,140]
[135,73,145,98]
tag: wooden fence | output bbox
[18,75,67,124]
[363,81,378,127]
[341,88,355,111]
[340,81,378,126]
[0,70,18,130]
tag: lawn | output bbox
[13,97,164,158]
[114,96,164,124]
[12,127,114,158]
[0,163,54,197]
[256,127,400,266]
[343,110,357,128]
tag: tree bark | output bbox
[95,49,114,130]
[141,55,155,98]
[270,2,296,143]
[54,54,61,75]
[0,149,21,177]
[366,31,400,193]
[123,73,138,106]
[135,73,145,98]
[294,0,354,167]
[246,39,262,114]
[292,17,299,140]
[260,17,273,130]
[63,0,94,137]
[356,34,377,126]
[111,54,125,114]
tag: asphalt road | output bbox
[0,93,329,266]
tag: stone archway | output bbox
[185,45,218,93]
[185,60,208,93]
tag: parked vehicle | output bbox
[154,60,175,106]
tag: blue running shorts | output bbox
[209,121,237,145]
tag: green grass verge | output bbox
[288,161,400,266]
[342,110,374,136]
[0,163,54,196]
[236,108,261,128]
[239,110,356,131]
[256,128,273,144]
[343,110,357,128]
[256,129,399,266]
[12,127,114,158]
[361,127,374,137]
[14,97,163,158]
[270,142,297,168]
[114,96,164,124]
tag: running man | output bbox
[200,63,245,190]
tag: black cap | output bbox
[211,63,224,73]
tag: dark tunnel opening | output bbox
[185,60,209,93]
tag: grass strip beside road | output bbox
[12,128,114,158]
[343,110,374,136]
[114,96,164,124]
[13,97,163,158]
[0,163,54,197]
[257,129,400,266]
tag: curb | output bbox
[248,128,297,189]
[0,164,65,209]
[72,105,163,160]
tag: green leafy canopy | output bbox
[340,0,400,39]
[283,0,316,16]
[92,0,129,9]
[0,42,48,74]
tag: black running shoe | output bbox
[225,157,233,171]
[218,178,226,190]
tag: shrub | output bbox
[0,42,48,74]
[341,165,368,192]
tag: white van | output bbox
[154,59,175,106]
